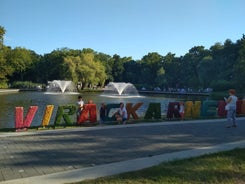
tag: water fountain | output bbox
[46,80,77,93]
[102,82,139,97]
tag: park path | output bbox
[0,118,245,183]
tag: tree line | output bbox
[0,25,245,92]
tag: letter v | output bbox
[15,106,38,130]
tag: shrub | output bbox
[210,80,235,91]
[0,81,9,88]
[11,81,43,89]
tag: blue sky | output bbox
[1,0,245,60]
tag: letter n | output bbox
[184,101,193,118]
[192,101,201,118]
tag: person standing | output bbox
[179,101,185,120]
[99,103,106,124]
[224,89,238,128]
[76,95,84,123]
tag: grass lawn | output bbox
[73,148,245,184]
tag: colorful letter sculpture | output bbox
[55,105,76,126]
[15,106,38,130]
[104,103,120,121]
[201,101,217,117]
[192,101,201,118]
[236,100,242,114]
[41,105,54,127]
[184,101,193,118]
[184,101,201,119]
[126,102,143,119]
[144,103,161,120]
[13,99,245,130]
[77,104,97,124]
[242,100,245,114]
[217,101,226,117]
[167,102,180,119]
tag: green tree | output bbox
[155,66,166,88]
[95,52,112,85]
[196,55,214,88]
[182,46,208,89]
[0,26,6,48]
[63,56,78,82]
[139,52,163,89]
[32,48,107,88]
[210,42,226,80]
[162,52,180,89]
[123,60,140,84]
[0,26,14,87]
[209,40,240,90]
[38,49,70,83]
[74,52,106,89]
[0,46,13,87]
[111,54,128,82]
[221,39,239,82]
[7,47,39,82]
[234,35,245,90]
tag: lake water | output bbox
[0,91,210,129]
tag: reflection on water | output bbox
[0,92,209,129]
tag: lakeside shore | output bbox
[0,89,19,93]
[138,90,210,96]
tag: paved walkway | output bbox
[0,118,245,184]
